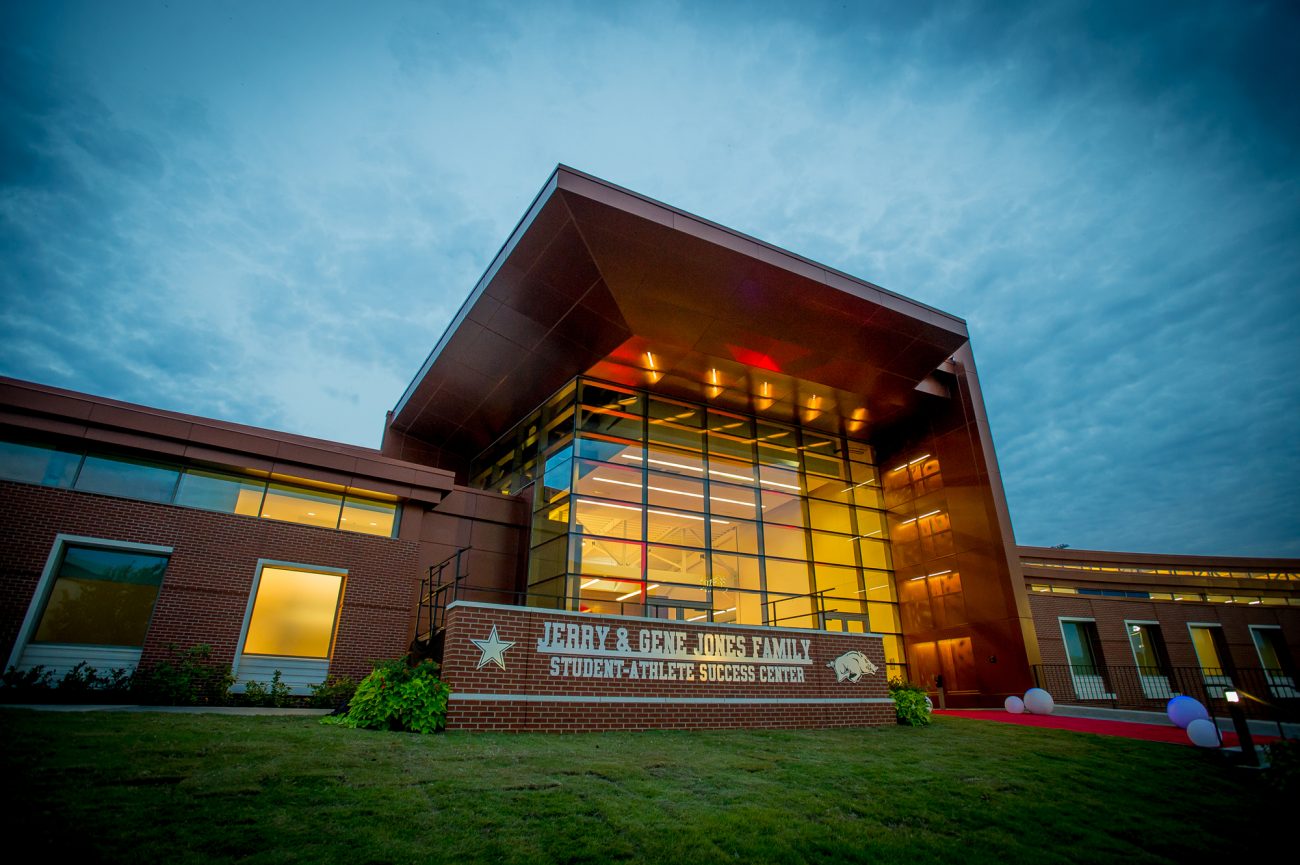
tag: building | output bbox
[1,166,1295,728]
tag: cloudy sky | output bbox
[2,1,1297,556]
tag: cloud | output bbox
[0,0,1296,555]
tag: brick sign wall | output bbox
[440,601,894,732]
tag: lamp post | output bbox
[1224,690,1258,767]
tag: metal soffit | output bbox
[392,167,971,455]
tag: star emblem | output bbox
[470,625,515,670]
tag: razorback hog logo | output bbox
[827,650,878,683]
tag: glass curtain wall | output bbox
[470,377,906,678]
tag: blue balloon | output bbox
[1167,695,1209,729]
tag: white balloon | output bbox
[1167,696,1209,730]
[1187,718,1221,748]
[1023,688,1055,714]
[1004,695,1025,714]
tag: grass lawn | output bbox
[0,710,1284,864]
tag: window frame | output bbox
[1057,616,1115,700]
[5,533,174,673]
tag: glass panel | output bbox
[758,463,803,493]
[528,535,569,584]
[765,558,814,628]
[645,470,706,512]
[760,490,805,526]
[755,422,799,470]
[242,567,344,658]
[868,602,900,634]
[579,405,642,440]
[806,475,854,505]
[1189,626,1224,673]
[642,444,705,478]
[175,469,265,516]
[531,498,571,548]
[75,454,179,503]
[649,397,703,426]
[0,440,81,487]
[708,481,760,518]
[709,553,762,594]
[260,483,342,529]
[340,497,397,536]
[578,576,647,616]
[1251,628,1287,671]
[644,507,707,547]
[707,454,757,486]
[710,517,760,555]
[543,407,574,450]
[1128,624,1163,673]
[571,536,642,581]
[862,569,895,602]
[851,483,885,510]
[646,545,708,588]
[762,524,807,559]
[648,420,703,452]
[806,499,852,534]
[573,459,642,503]
[538,449,573,505]
[801,432,845,479]
[814,563,861,600]
[581,381,642,413]
[33,546,168,646]
[573,497,643,541]
[1062,621,1099,673]
[575,435,642,466]
[811,531,857,566]
[853,509,888,540]
[857,538,892,570]
[846,442,875,465]
[708,411,756,463]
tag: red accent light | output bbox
[725,344,780,372]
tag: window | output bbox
[1188,624,1234,698]
[0,440,80,486]
[1059,618,1113,699]
[1126,622,1174,699]
[234,562,347,695]
[1249,626,1298,699]
[242,566,345,658]
[7,536,172,677]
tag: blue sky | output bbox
[2,1,1297,556]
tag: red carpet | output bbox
[933,709,1277,747]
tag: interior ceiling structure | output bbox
[391,166,971,458]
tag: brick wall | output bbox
[439,602,894,732]
[0,481,420,683]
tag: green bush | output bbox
[2,663,131,703]
[131,643,234,706]
[309,674,357,710]
[1,665,55,701]
[1265,737,1300,794]
[240,670,294,707]
[889,678,932,727]
[324,658,450,734]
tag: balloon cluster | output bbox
[1004,688,1054,714]
[1167,696,1220,748]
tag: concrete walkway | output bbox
[1,704,332,716]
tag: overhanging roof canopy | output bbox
[392,166,969,457]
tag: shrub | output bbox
[1266,737,1300,794]
[889,678,932,727]
[324,658,450,734]
[131,643,234,706]
[0,665,55,701]
[309,674,357,711]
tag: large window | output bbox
[242,565,345,659]
[7,536,173,677]
[0,433,398,538]
[470,376,905,678]
[32,545,168,647]
[233,562,347,696]
[1060,618,1113,699]
[1249,625,1298,699]
[1125,621,1174,699]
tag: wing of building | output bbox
[2,166,1295,726]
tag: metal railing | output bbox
[1032,663,1299,724]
